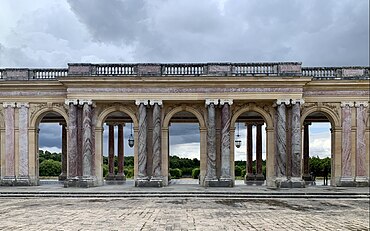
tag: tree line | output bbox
[38,150,331,179]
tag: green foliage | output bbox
[39,159,61,176]
[241,169,246,177]
[169,168,182,179]
[309,156,331,177]
[124,168,134,178]
[103,164,108,177]
[192,168,200,179]
[235,165,243,176]
[39,150,61,162]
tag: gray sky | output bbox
[1,0,368,159]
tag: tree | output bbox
[39,160,61,176]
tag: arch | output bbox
[96,105,138,128]
[231,105,273,129]
[163,105,206,129]
[301,106,340,128]
[30,106,69,128]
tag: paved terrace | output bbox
[0,62,369,80]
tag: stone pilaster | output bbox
[205,99,218,186]
[355,102,368,186]
[17,102,30,185]
[1,102,16,186]
[150,100,162,181]
[135,100,149,185]
[302,122,311,181]
[59,123,67,181]
[339,102,355,186]
[116,123,126,181]
[290,99,304,187]
[219,99,233,186]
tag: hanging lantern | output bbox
[235,122,242,148]
[128,123,134,147]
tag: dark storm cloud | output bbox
[38,124,62,149]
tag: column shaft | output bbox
[108,124,115,176]
[246,124,253,175]
[256,124,263,175]
[303,123,310,177]
[341,104,352,177]
[60,124,67,179]
[117,124,124,175]
[138,103,148,178]
[206,103,217,179]
[82,103,92,176]
[221,103,231,178]
[4,105,15,177]
[276,103,287,177]
[291,102,301,177]
[152,103,162,178]
[68,104,78,177]
[18,104,29,177]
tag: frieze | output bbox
[304,90,369,97]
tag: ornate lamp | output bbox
[235,122,241,148]
[128,123,134,148]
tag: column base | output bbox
[64,176,98,188]
[135,177,164,187]
[276,177,305,188]
[337,177,356,187]
[355,176,369,187]
[14,176,32,186]
[58,174,67,181]
[302,174,312,181]
[244,173,255,185]
[255,174,265,186]
[105,174,126,185]
[0,176,16,186]
[105,174,116,181]
[205,177,234,187]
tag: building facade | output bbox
[0,62,369,188]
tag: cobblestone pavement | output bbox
[0,198,368,230]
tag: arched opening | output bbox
[233,111,267,186]
[168,111,201,185]
[101,111,135,184]
[302,112,332,186]
[36,111,67,184]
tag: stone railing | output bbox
[0,63,369,80]
[302,67,370,80]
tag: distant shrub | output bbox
[39,160,61,176]
[169,168,182,179]
[124,168,134,178]
[241,169,246,178]
[103,164,108,177]
[192,168,200,179]
[235,165,243,176]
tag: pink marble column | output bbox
[341,102,353,177]
[276,100,288,177]
[246,123,253,177]
[220,100,232,180]
[67,101,78,177]
[108,124,115,178]
[59,123,67,180]
[82,102,93,176]
[256,123,263,177]
[205,99,218,181]
[4,103,16,178]
[18,103,29,177]
[151,101,162,179]
[355,102,368,177]
[117,123,125,179]
[302,122,311,180]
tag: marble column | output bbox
[355,102,368,185]
[67,100,78,178]
[205,99,218,181]
[220,99,232,181]
[291,100,303,178]
[255,123,264,181]
[341,102,353,177]
[151,100,162,179]
[117,123,125,179]
[18,103,29,178]
[107,124,115,178]
[302,122,311,180]
[276,99,288,177]
[246,123,254,180]
[59,123,67,181]
[81,101,93,177]
[4,102,16,179]
[136,100,148,179]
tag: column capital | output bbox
[205,99,219,106]
[78,99,93,106]
[2,102,16,108]
[219,99,233,105]
[149,100,163,106]
[355,101,368,108]
[275,99,290,106]
[65,99,79,105]
[16,102,29,108]
[135,99,149,106]
[291,99,304,105]
[341,101,354,108]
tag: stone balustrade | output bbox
[0,63,368,80]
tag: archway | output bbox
[302,112,333,186]
[34,111,68,184]
[232,111,268,185]
[162,106,207,186]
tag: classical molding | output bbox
[341,101,355,108]
[219,99,233,105]
[65,99,79,105]
[276,99,290,106]
[135,100,149,106]
[355,102,369,108]
[205,99,219,106]
[2,102,16,108]
[16,102,29,108]
[149,100,163,106]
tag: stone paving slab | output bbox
[0,197,368,230]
